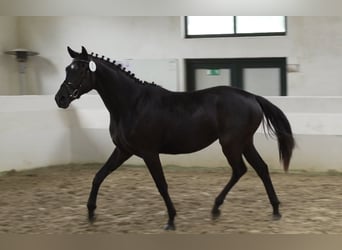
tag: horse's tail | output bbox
[255,95,295,172]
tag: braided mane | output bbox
[88,52,157,87]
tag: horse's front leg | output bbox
[143,154,177,230]
[87,147,132,222]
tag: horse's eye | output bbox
[67,81,73,85]
[71,64,76,70]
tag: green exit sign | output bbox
[207,69,220,76]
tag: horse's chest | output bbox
[109,121,126,145]
[109,119,147,152]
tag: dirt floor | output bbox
[0,164,341,234]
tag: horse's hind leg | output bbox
[243,142,281,219]
[212,144,247,219]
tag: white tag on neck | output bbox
[89,60,97,72]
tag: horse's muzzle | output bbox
[55,85,71,109]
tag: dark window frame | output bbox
[185,16,287,38]
[185,58,287,96]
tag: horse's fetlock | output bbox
[87,203,97,211]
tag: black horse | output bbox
[55,46,295,230]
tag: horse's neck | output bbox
[94,65,141,119]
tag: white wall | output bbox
[0,96,71,170]
[1,16,342,95]
[0,17,18,95]
[16,16,183,94]
[287,17,342,95]
[1,95,342,172]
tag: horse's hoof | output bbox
[272,213,282,220]
[164,223,176,231]
[88,211,96,223]
[211,208,221,220]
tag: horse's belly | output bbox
[160,126,218,154]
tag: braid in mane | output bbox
[88,52,157,86]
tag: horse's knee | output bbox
[238,164,247,177]
[231,164,247,180]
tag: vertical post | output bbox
[18,61,27,95]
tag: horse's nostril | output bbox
[60,96,66,103]
[55,93,69,109]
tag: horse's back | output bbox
[157,85,263,131]
[174,86,262,121]
[157,86,263,153]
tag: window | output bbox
[186,16,234,36]
[185,16,286,38]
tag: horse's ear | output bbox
[67,46,79,58]
[81,46,88,57]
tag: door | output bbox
[195,68,231,90]
[186,58,287,96]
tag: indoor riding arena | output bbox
[1,16,342,234]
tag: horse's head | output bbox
[55,46,96,108]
